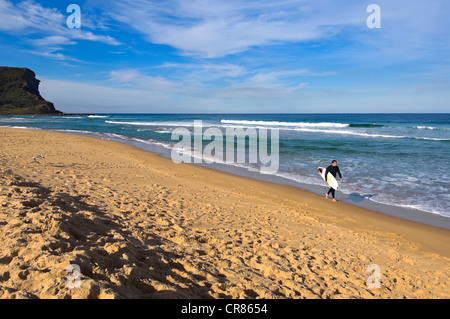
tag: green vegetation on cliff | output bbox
[0,67,61,115]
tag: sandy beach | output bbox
[0,127,449,299]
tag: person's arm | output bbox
[324,166,330,183]
[337,166,343,179]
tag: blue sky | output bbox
[0,0,449,113]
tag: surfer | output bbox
[325,160,343,202]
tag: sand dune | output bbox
[0,127,449,299]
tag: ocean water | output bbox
[1,113,449,218]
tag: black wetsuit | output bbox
[325,165,342,199]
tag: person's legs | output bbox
[328,187,334,198]
[331,188,337,201]
[327,187,337,201]
[327,187,334,197]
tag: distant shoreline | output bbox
[0,113,95,116]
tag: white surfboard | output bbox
[318,167,339,190]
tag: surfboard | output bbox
[318,167,339,190]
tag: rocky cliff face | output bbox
[0,67,61,115]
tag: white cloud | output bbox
[109,69,178,91]
[0,0,61,32]
[25,49,83,63]
[104,0,362,58]
[104,65,338,105]
[249,69,336,81]
[72,31,121,46]
[196,63,247,78]
[39,76,210,113]
[0,0,120,55]
[158,62,247,78]
[28,35,77,47]
[111,67,313,101]
[39,66,450,113]
[0,0,31,31]
[38,65,316,113]
[100,0,450,61]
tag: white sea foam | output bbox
[221,119,349,128]
[218,125,450,141]
[102,132,130,139]
[288,127,449,141]
[107,119,349,129]
[105,120,194,127]
[104,120,450,141]
[0,117,25,120]
[0,117,33,122]
[57,129,95,134]
[415,126,436,130]
[0,125,40,130]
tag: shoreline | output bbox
[3,125,450,229]
[0,127,449,298]
[1,113,449,223]
[56,128,450,230]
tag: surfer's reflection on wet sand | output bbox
[347,193,380,203]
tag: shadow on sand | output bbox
[2,171,224,299]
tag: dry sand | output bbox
[0,127,449,299]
